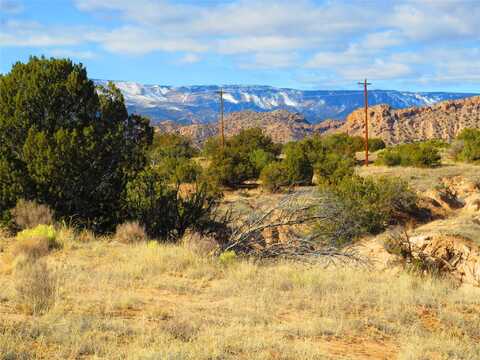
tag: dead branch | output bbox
[222,189,366,264]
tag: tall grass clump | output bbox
[14,259,57,315]
[114,221,148,244]
[11,199,53,230]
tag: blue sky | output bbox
[1,0,479,92]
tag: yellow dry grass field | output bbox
[1,234,479,360]
[356,161,480,192]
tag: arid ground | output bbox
[1,160,480,360]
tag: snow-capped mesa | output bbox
[94,80,477,125]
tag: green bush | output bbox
[283,142,313,185]
[155,156,201,184]
[321,133,363,157]
[368,138,386,151]
[260,162,289,192]
[314,152,355,185]
[150,133,197,160]
[376,142,441,168]
[125,167,221,241]
[0,57,152,232]
[206,128,280,187]
[454,128,480,163]
[315,176,418,245]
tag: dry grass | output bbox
[11,199,53,230]
[414,215,480,246]
[114,221,148,244]
[0,237,478,359]
[356,162,480,192]
[11,236,50,260]
[14,259,57,315]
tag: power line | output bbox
[358,79,371,167]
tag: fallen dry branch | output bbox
[223,189,366,264]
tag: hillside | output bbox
[156,110,343,145]
[156,97,480,145]
[335,96,480,144]
[95,80,477,124]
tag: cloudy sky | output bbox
[1,0,479,91]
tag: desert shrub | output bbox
[155,156,201,184]
[11,199,53,230]
[182,231,219,255]
[316,176,418,245]
[283,142,313,185]
[206,128,280,187]
[126,167,221,241]
[149,133,202,184]
[260,162,289,192]
[114,221,148,244]
[314,152,355,185]
[250,148,277,175]
[368,138,386,151]
[422,139,449,149]
[16,224,59,250]
[161,317,199,342]
[202,136,221,157]
[321,133,364,156]
[0,57,153,232]
[219,250,237,265]
[150,133,197,161]
[448,140,465,160]
[15,259,57,315]
[376,142,441,167]
[454,128,480,163]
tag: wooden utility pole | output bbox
[217,88,225,148]
[358,79,371,166]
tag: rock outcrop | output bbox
[334,96,480,144]
[156,110,342,145]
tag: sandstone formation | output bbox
[335,96,480,144]
[155,110,342,145]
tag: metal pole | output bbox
[218,88,225,149]
[364,80,369,166]
[358,79,371,166]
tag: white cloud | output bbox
[48,49,97,60]
[217,36,308,55]
[241,52,298,69]
[98,26,208,55]
[3,0,480,86]
[179,53,200,64]
[0,20,98,47]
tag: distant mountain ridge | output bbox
[95,80,478,124]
